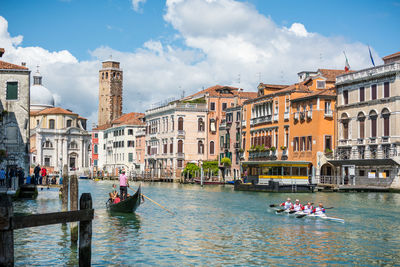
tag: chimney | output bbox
[0,48,4,57]
[21,62,26,67]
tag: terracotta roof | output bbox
[0,60,29,70]
[78,116,87,120]
[93,124,111,131]
[318,69,350,82]
[111,112,145,126]
[382,51,400,60]
[291,88,336,102]
[258,83,289,90]
[239,92,258,98]
[186,85,257,99]
[36,107,77,116]
[30,110,40,116]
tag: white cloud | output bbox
[132,0,147,12]
[0,0,382,128]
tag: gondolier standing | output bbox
[119,170,128,201]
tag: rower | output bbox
[292,199,303,212]
[312,202,326,215]
[280,198,293,210]
[302,202,313,214]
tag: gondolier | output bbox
[119,170,128,201]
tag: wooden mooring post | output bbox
[61,165,69,213]
[0,193,94,267]
[70,175,79,243]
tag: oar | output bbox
[269,204,279,208]
[289,210,298,214]
[276,209,286,213]
[141,194,175,215]
[296,214,308,218]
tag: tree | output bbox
[219,157,231,182]
[182,163,200,180]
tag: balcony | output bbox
[242,120,246,127]
[369,137,377,144]
[176,152,185,159]
[300,111,305,121]
[248,150,277,160]
[324,110,333,118]
[307,110,312,119]
[284,112,290,120]
[357,138,364,145]
[338,139,351,146]
[381,136,390,143]
[178,130,185,138]
[273,113,278,121]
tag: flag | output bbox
[368,46,375,67]
[343,51,350,72]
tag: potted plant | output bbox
[325,148,333,153]
[280,146,287,150]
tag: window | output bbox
[210,119,216,132]
[170,142,173,154]
[236,112,241,121]
[94,159,98,166]
[371,84,377,100]
[382,108,390,137]
[300,137,306,151]
[6,81,18,100]
[105,72,108,79]
[163,143,167,154]
[343,90,348,105]
[94,145,98,154]
[358,113,365,139]
[94,133,98,138]
[317,80,326,89]
[210,102,215,111]
[343,122,349,139]
[210,141,215,155]
[69,141,78,149]
[307,136,312,151]
[44,157,51,166]
[220,136,224,148]
[178,117,184,131]
[128,129,133,135]
[359,87,365,102]
[293,137,299,152]
[384,82,390,98]
[49,119,55,129]
[370,110,377,137]
[147,146,151,155]
[67,119,72,128]
[325,136,332,151]
[177,160,183,168]
[128,153,133,162]
[324,101,331,114]
[222,103,227,111]
[198,141,204,154]
[198,118,205,131]
[178,140,183,153]
[127,141,135,147]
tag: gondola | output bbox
[107,185,142,213]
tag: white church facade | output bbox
[29,70,91,175]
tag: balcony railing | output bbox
[338,139,351,146]
[284,112,289,120]
[316,175,395,187]
[178,130,185,138]
[324,110,333,118]
[177,152,185,159]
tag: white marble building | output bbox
[29,70,91,175]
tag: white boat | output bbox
[299,213,345,223]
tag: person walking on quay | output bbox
[34,164,41,185]
[119,170,128,201]
[17,167,24,187]
[0,168,5,187]
[8,167,16,188]
[40,166,47,185]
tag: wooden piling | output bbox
[70,175,78,243]
[61,165,69,213]
[0,194,14,267]
[79,193,92,267]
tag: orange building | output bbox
[241,69,346,184]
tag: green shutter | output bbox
[6,82,18,100]
[129,153,133,162]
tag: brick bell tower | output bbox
[98,60,123,126]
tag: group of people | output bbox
[280,198,326,215]
[0,166,26,188]
[32,165,49,185]
[107,170,130,204]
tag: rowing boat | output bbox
[273,208,344,223]
[107,185,142,213]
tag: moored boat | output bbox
[107,185,142,213]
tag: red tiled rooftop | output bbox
[0,60,28,70]
[36,107,77,116]
[382,51,400,60]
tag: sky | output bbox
[1,0,399,128]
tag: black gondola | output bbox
[107,185,142,213]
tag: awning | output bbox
[328,159,400,167]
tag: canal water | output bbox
[13,180,400,266]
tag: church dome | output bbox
[30,69,55,111]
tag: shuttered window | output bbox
[178,140,183,153]
[359,120,365,139]
[359,87,365,102]
[371,117,377,137]
[371,84,377,100]
[6,82,18,100]
[384,117,389,136]
[384,82,390,98]
[210,141,214,154]
[343,90,348,105]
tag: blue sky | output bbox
[2,0,398,60]
[0,0,399,126]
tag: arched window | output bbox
[49,119,55,129]
[178,117,184,131]
[43,140,53,148]
[66,119,72,128]
[210,141,215,155]
[369,110,378,138]
[382,108,390,137]
[102,73,104,79]
[198,141,204,154]
[357,112,366,139]
[105,72,108,79]
[341,113,349,139]
[178,140,183,153]
[198,118,204,132]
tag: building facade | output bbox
[0,49,30,175]
[333,52,400,188]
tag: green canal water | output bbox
[13,180,400,266]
